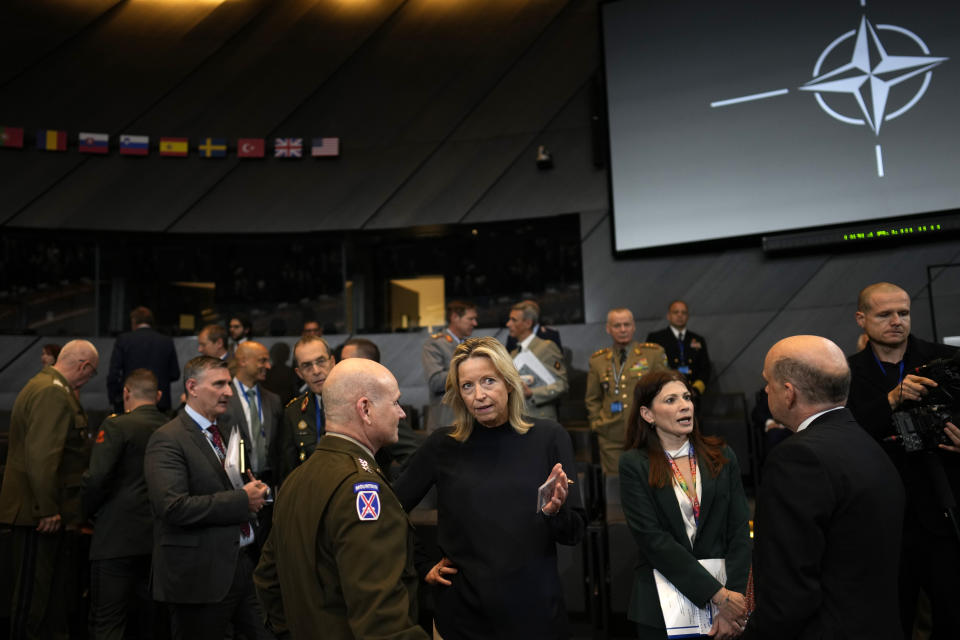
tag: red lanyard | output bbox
[665,446,700,527]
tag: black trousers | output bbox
[168,549,271,640]
[89,555,157,640]
[899,526,960,640]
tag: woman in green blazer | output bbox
[619,370,751,640]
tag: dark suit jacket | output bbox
[82,404,169,560]
[107,327,180,412]
[505,325,562,353]
[743,408,905,640]
[619,445,751,629]
[144,411,254,604]
[847,336,959,535]
[645,328,712,389]
[221,381,283,481]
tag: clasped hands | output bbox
[709,587,747,639]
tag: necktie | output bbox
[208,426,251,537]
[246,388,265,473]
[516,345,523,353]
[619,348,626,364]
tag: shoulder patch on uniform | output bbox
[95,430,105,444]
[354,482,381,521]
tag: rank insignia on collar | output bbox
[300,395,309,412]
[358,457,370,472]
[354,482,381,521]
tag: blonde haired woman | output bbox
[395,337,585,639]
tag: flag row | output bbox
[0,127,340,158]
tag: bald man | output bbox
[846,282,960,636]
[743,336,904,640]
[254,359,428,639]
[0,339,99,638]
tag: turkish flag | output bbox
[237,138,265,158]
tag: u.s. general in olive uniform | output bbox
[585,341,667,475]
[0,341,99,639]
[254,438,426,638]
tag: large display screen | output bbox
[602,0,960,252]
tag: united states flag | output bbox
[274,138,302,158]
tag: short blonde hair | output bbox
[443,337,532,442]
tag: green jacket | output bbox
[0,366,91,528]
[619,445,751,629]
[254,434,428,639]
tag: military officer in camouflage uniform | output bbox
[585,309,668,475]
[254,358,428,639]
[422,300,477,431]
[278,334,336,486]
[0,339,99,638]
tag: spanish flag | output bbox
[36,129,67,151]
[158,137,189,157]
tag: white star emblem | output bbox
[799,16,947,135]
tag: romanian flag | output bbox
[0,126,24,148]
[78,132,109,154]
[198,137,227,158]
[36,129,67,151]
[159,137,189,157]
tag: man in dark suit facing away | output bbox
[107,306,179,413]
[82,368,168,640]
[144,356,271,639]
[743,335,905,640]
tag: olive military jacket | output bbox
[254,434,427,640]
[0,366,91,528]
[585,341,668,443]
[278,391,323,486]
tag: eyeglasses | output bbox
[298,357,331,371]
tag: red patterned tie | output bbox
[207,426,251,537]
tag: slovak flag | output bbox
[119,134,149,156]
[274,138,302,158]
[78,132,109,154]
[237,138,265,158]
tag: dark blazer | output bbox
[847,336,959,535]
[107,327,180,412]
[645,328,712,390]
[505,325,562,353]
[82,404,169,560]
[618,445,750,629]
[143,411,253,604]
[743,408,905,640]
[221,381,283,481]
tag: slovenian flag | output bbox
[159,137,189,157]
[119,134,149,156]
[78,132,109,154]
[198,137,227,158]
[36,129,67,151]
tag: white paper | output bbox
[223,426,245,490]
[653,558,726,638]
[513,350,556,387]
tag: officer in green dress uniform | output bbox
[278,335,335,486]
[254,358,428,640]
[585,309,668,475]
[0,340,99,638]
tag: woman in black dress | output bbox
[395,337,585,639]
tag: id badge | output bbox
[610,401,623,414]
[678,365,692,375]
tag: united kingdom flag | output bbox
[274,137,302,158]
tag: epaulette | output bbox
[639,342,665,349]
[591,347,610,358]
[106,412,118,419]
[285,396,299,408]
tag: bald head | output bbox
[234,341,270,386]
[857,282,907,312]
[763,336,850,428]
[322,358,405,453]
[54,340,100,390]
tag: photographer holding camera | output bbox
[846,282,960,639]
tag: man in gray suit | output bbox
[422,300,477,431]
[144,356,270,639]
[224,341,283,487]
[506,300,568,421]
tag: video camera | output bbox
[890,355,960,454]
